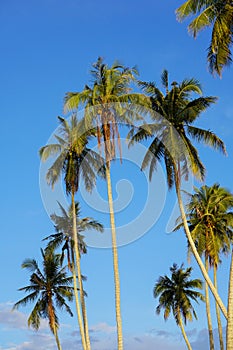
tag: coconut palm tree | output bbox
[40,115,105,350]
[176,0,233,76]
[13,248,74,350]
[43,201,104,349]
[154,263,204,350]
[180,184,233,350]
[64,57,146,350]
[44,201,104,263]
[186,184,233,350]
[128,69,228,318]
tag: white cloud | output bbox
[89,322,116,334]
[0,303,48,331]
[0,312,220,350]
[3,333,55,350]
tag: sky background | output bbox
[0,0,233,349]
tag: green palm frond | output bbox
[176,0,233,75]
[178,78,202,95]
[188,6,216,37]
[187,126,227,154]
[176,0,199,21]
[39,144,62,161]
[27,300,42,330]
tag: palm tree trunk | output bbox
[71,191,91,350]
[214,264,224,350]
[174,166,228,319]
[205,257,215,350]
[226,249,233,350]
[106,163,123,350]
[178,313,192,350]
[71,248,87,350]
[54,328,62,350]
[48,297,62,350]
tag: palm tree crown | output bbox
[154,263,204,325]
[129,69,226,186]
[40,115,105,193]
[64,56,146,165]
[184,184,233,265]
[13,248,74,333]
[44,201,104,265]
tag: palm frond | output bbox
[187,126,227,154]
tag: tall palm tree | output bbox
[181,184,233,350]
[43,201,104,349]
[154,263,204,350]
[128,70,228,318]
[176,0,233,76]
[64,57,146,350]
[40,115,105,350]
[13,248,74,350]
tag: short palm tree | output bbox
[182,184,233,350]
[64,57,146,350]
[154,263,204,350]
[129,70,227,317]
[13,248,74,350]
[40,115,105,350]
[176,0,233,76]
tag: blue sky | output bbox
[1,0,233,349]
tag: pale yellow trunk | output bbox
[226,250,233,350]
[214,264,224,350]
[205,258,215,350]
[72,191,91,350]
[174,170,227,319]
[106,164,123,350]
[178,313,192,350]
[54,328,62,350]
[71,255,87,350]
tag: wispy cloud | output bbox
[89,322,116,334]
[3,333,55,350]
[0,312,219,350]
[0,302,48,331]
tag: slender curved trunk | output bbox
[214,264,224,350]
[71,248,87,350]
[71,191,91,350]
[174,166,227,319]
[205,257,215,350]
[48,297,62,350]
[226,249,233,350]
[106,163,123,350]
[54,328,62,350]
[178,312,192,350]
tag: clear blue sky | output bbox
[0,0,233,349]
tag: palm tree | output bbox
[181,184,233,350]
[128,70,228,318]
[176,0,233,76]
[64,57,146,350]
[44,201,104,263]
[43,201,104,349]
[154,263,204,350]
[13,248,74,350]
[40,115,105,350]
